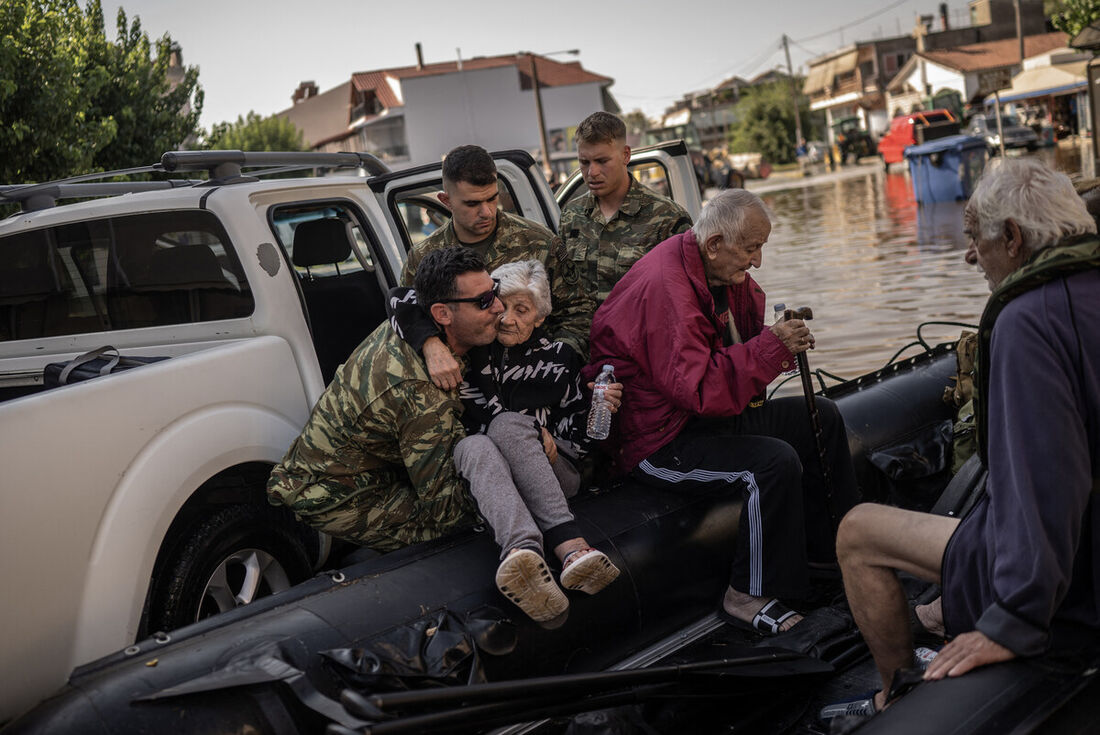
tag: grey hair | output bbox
[490,260,552,319]
[691,188,772,247]
[969,158,1096,254]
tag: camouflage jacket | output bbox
[267,321,476,551]
[559,178,692,307]
[400,210,591,355]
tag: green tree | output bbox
[203,112,307,152]
[1049,0,1100,38]
[0,0,202,184]
[726,80,810,165]
[621,109,652,142]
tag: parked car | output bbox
[966,113,1039,154]
[878,109,960,169]
[0,144,702,724]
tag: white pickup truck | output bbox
[0,145,700,722]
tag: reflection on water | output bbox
[751,167,988,393]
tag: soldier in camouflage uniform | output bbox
[400,146,592,387]
[560,111,693,307]
[267,247,503,551]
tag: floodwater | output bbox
[742,140,1089,395]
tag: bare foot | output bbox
[722,587,803,632]
[915,597,945,637]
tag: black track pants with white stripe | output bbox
[631,396,859,599]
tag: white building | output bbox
[885,31,1068,117]
[277,53,616,168]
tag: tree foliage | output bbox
[1050,0,1100,39]
[0,0,202,183]
[726,80,810,165]
[621,109,652,142]
[203,112,307,152]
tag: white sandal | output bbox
[495,549,569,622]
[559,547,620,595]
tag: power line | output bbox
[794,0,910,44]
[788,37,824,61]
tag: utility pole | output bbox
[1014,0,1024,67]
[782,35,804,149]
[527,53,553,184]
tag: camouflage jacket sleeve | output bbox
[389,381,475,543]
[667,210,693,239]
[400,248,422,287]
[387,286,442,353]
[542,232,594,358]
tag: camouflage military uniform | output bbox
[267,321,476,551]
[401,210,592,355]
[560,178,692,306]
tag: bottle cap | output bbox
[602,364,613,371]
[773,303,786,312]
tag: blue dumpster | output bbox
[905,135,988,204]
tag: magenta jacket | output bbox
[584,229,795,474]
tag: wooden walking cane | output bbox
[785,307,838,531]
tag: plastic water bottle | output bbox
[586,364,615,440]
[773,303,799,376]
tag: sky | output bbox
[98,0,970,130]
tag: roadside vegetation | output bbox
[726,80,815,165]
[0,0,202,182]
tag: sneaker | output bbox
[559,547,620,595]
[495,549,569,622]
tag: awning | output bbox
[833,50,859,76]
[804,49,858,94]
[804,61,832,94]
[983,61,1087,104]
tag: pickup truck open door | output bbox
[369,141,701,271]
[555,139,703,219]
[368,150,559,277]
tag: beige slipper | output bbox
[560,547,620,595]
[495,549,569,622]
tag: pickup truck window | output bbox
[558,160,672,208]
[0,210,252,341]
[387,176,521,254]
[269,202,390,381]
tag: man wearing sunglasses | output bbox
[268,247,503,551]
[397,145,592,391]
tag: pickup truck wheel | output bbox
[146,504,312,633]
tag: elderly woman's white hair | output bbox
[969,158,1096,254]
[691,188,772,246]
[490,260,552,319]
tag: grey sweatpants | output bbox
[453,411,581,560]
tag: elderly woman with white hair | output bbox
[451,260,621,624]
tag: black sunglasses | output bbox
[437,278,501,310]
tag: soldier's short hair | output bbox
[575,112,626,146]
[442,145,497,188]
[415,246,488,311]
[491,260,552,320]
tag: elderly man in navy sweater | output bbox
[830,158,1100,719]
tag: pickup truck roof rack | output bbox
[1,150,390,213]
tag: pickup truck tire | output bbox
[145,504,312,634]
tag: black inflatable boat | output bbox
[5,339,1097,735]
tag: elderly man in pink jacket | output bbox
[586,188,859,635]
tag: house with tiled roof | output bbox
[802,0,1047,143]
[276,51,617,167]
[885,31,1068,115]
